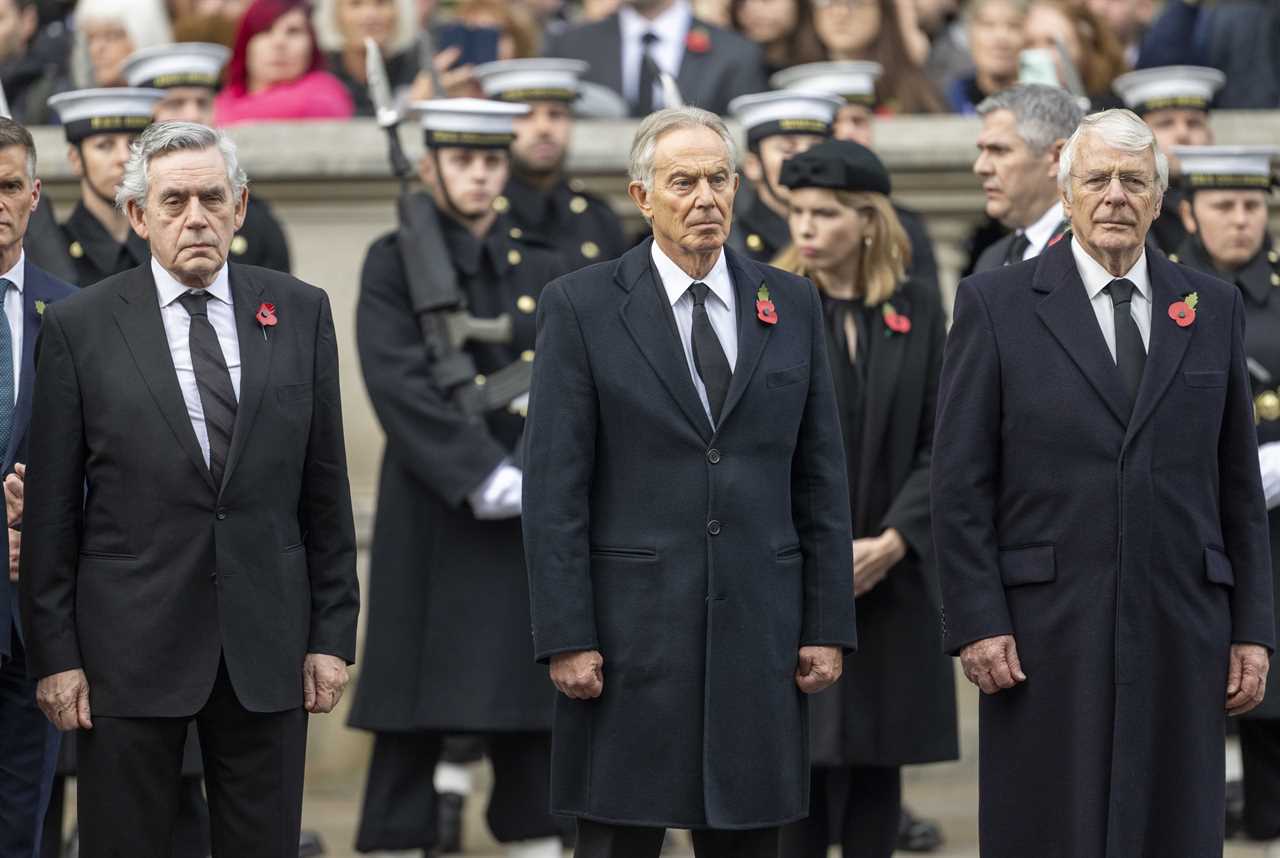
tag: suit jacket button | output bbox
[707,520,721,536]
[216,508,227,520]
[706,448,721,464]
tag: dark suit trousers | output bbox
[76,659,306,858]
[0,630,59,858]
[778,765,901,858]
[1241,719,1280,839]
[574,819,780,858]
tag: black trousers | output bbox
[76,660,307,858]
[574,819,780,858]
[0,630,59,858]
[1241,719,1280,839]
[778,765,901,858]
[354,731,560,851]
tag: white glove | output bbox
[1260,442,1280,511]
[467,463,523,520]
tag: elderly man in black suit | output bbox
[933,108,1274,858]
[19,121,360,858]
[542,0,766,117]
[523,106,857,858]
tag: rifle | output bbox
[365,37,531,416]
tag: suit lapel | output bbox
[617,241,713,443]
[112,268,216,492]
[858,298,908,514]
[9,264,46,466]
[1124,253,1193,444]
[1033,240,1132,428]
[716,251,771,429]
[221,266,270,492]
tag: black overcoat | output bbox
[522,240,858,829]
[347,214,564,733]
[808,279,957,768]
[932,238,1275,858]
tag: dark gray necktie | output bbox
[689,282,731,424]
[636,31,659,117]
[1105,278,1146,410]
[178,291,237,486]
[1004,232,1031,265]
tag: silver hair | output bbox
[71,0,172,87]
[628,107,737,193]
[1057,109,1169,202]
[116,122,248,211]
[977,84,1086,153]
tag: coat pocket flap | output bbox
[998,544,1056,587]
[766,363,809,389]
[1184,370,1227,388]
[1205,545,1235,586]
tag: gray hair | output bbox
[628,107,737,193]
[1057,109,1169,201]
[116,122,248,211]
[977,84,1086,153]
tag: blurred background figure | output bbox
[946,0,1023,114]
[213,0,354,124]
[578,0,621,21]
[1113,64,1223,255]
[0,0,69,124]
[912,0,970,97]
[455,0,542,61]
[811,0,944,113]
[314,0,418,117]
[771,139,958,858]
[728,0,824,78]
[518,0,571,38]
[1084,0,1149,66]
[70,0,171,87]
[691,0,729,26]
[1022,0,1126,108]
[543,0,766,118]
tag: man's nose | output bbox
[183,197,209,225]
[1103,176,1129,205]
[973,154,990,177]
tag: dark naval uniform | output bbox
[1151,189,1189,255]
[349,205,566,851]
[230,196,291,273]
[500,174,626,271]
[58,200,149,287]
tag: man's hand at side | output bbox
[1227,643,1269,717]
[5,462,23,526]
[7,528,18,583]
[36,669,91,732]
[303,653,350,714]
[960,635,1027,694]
[795,645,842,694]
[550,650,603,699]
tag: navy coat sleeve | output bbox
[522,280,600,662]
[931,278,1013,654]
[1221,288,1276,650]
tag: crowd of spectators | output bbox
[0,0,1273,132]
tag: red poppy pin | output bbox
[1168,292,1197,328]
[686,27,711,53]
[756,284,778,325]
[256,302,277,339]
[882,301,911,335]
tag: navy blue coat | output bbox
[523,239,858,829]
[932,238,1275,858]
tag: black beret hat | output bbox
[778,139,891,196]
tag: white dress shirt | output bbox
[1070,237,1152,362]
[153,258,241,467]
[1019,201,1065,262]
[0,251,23,406]
[651,240,737,426]
[619,0,691,106]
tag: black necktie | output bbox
[178,291,237,486]
[689,282,731,424]
[636,31,659,117]
[1004,231,1031,265]
[1105,278,1146,410]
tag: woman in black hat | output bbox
[774,139,958,858]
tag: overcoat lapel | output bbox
[112,269,216,492]
[858,296,908,515]
[1124,253,1193,444]
[616,241,712,443]
[716,251,771,429]
[221,266,271,492]
[1033,241,1132,428]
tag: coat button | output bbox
[707,520,721,536]
[706,448,720,464]
[216,507,227,520]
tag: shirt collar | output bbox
[650,239,733,310]
[1070,236,1151,303]
[1022,201,1065,254]
[152,256,232,308]
[619,0,692,45]
[0,250,25,294]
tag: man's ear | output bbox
[125,199,148,241]
[743,151,763,184]
[417,153,435,187]
[1178,197,1196,235]
[233,185,249,231]
[1060,185,1073,223]
[29,177,40,213]
[627,180,652,223]
[1047,138,1067,180]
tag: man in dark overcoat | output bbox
[932,109,1275,858]
[522,106,857,858]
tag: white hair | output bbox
[312,0,418,55]
[628,106,737,193]
[116,122,248,211]
[1057,108,1169,201]
[71,0,172,87]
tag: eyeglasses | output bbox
[812,0,879,9]
[1072,170,1156,195]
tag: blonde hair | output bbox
[773,190,910,307]
[312,0,418,55]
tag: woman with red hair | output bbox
[214,0,354,124]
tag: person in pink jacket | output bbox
[214,0,354,125]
